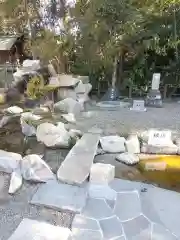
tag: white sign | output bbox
[145,161,167,171]
[130,100,146,112]
[151,73,161,90]
[148,130,172,146]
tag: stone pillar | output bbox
[146,73,162,107]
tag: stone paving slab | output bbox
[88,184,116,201]
[141,186,180,238]
[72,228,102,239]
[8,218,72,240]
[72,215,100,231]
[81,198,113,220]
[109,178,154,192]
[122,215,151,239]
[57,133,100,185]
[31,180,87,213]
[113,191,141,221]
[152,223,178,240]
[71,178,179,240]
[99,216,123,239]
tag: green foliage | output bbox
[1,0,180,91]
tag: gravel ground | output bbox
[74,101,180,137]
[0,173,73,240]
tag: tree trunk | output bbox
[111,57,117,88]
[117,50,124,90]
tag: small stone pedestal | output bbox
[146,73,163,108]
[100,86,120,101]
[146,89,162,108]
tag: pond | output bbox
[1,121,180,193]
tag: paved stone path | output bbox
[71,178,179,239]
[28,178,180,240]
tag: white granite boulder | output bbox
[0,116,12,128]
[54,98,82,114]
[62,113,76,123]
[32,106,50,115]
[90,163,115,184]
[57,88,77,100]
[8,170,23,194]
[76,83,92,104]
[4,106,23,115]
[22,59,40,70]
[20,112,41,137]
[58,74,80,87]
[21,154,54,182]
[69,129,82,142]
[100,136,126,153]
[141,143,178,155]
[116,153,139,165]
[125,134,140,154]
[8,218,72,240]
[0,150,22,173]
[36,122,70,148]
[174,138,180,155]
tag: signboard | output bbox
[130,100,146,112]
[148,130,172,146]
[145,161,167,171]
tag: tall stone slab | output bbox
[57,133,100,185]
[146,73,162,107]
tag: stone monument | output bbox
[146,73,162,107]
[130,100,146,112]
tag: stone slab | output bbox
[8,218,72,240]
[30,180,87,213]
[72,214,100,231]
[57,133,100,185]
[142,187,180,237]
[151,73,161,90]
[112,237,126,240]
[109,178,154,192]
[99,216,123,239]
[88,184,117,201]
[72,228,102,239]
[113,191,141,221]
[152,223,178,240]
[81,198,113,220]
[140,190,162,225]
[122,215,151,239]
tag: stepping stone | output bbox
[31,180,87,213]
[72,214,100,231]
[8,218,71,240]
[81,198,113,220]
[88,184,117,201]
[152,223,178,240]
[57,133,100,185]
[72,228,102,239]
[99,215,123,239]
[113,191,141,221]
[122,215,151,239]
